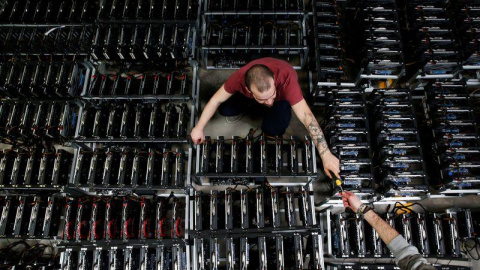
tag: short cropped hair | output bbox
[245,64,274,93]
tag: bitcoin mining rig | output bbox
[1,0,480,269]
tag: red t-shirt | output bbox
[223,58,304,106]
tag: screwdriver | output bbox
[335,178,344,194]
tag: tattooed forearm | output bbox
[319,148,329,156]
[304,112,330,157]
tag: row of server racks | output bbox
[312,0,480,88]
[0,0,200,269]
[310,0,480,196]
[0,0,479,269]
[311,0,480,269]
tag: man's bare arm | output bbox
[342,191,399,244]
[292,99,340,178]
[196,84,232,129]
[364,210,400,244]
[191,84,232,144]
[292,99,331,157]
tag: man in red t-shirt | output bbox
[191,58,340,178]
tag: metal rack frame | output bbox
[193,136,318,186]
[323,88,376,198]
[200,9,309,69]
[370,88,430,197]
[319,201,470,261]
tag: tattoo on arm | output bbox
[304,112,330,157]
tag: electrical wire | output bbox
[461,238,480,260]
[0,241,57,267]
[388,201,427,218]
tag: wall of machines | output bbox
[318,55,480,268]
[311,0,480,89]
[200,0,309,69]
[322,88,431,199]
[421,82,480,192]
[0,0,323,269]
[312,0,480,200]
[0,0,200,269]
[1,0,480,269]
[322,83,480,197]
[313,1,480,268]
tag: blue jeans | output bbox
[218,93,292,136]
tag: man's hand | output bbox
[321,151,340,179]
[190,126,205,145]
[341,191,362,213]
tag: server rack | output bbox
[200,0,309,69]
[370,88,429,197]
[422,83,480,193]
[194,134,317,185]
[321,204,472,260]
[190,184,323,270]
[323,88,376,199]
[359,0,406,83]
[312,0,362,88]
